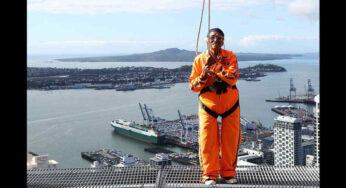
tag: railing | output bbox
[27,165,319,188]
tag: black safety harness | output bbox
[199,80,239,119]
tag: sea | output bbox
[27,54,319,168]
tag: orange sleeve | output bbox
[189,55,207,92]
[211,52,239,86]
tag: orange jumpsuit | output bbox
[189,49,241,180]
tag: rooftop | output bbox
[314,95,319,103]
[274,116,302,124]
[27,165,319,187]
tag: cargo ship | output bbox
[111,119,165,144]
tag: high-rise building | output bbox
[274,116,302,166]
[314,94,320,167]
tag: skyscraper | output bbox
[274,116,302,166]
[314,95,320,167]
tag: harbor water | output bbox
[27,55,319,168]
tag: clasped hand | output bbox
[200,54,217,80]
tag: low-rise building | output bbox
[27,153,58,169]
[306,155,315,166]
[149,153,172,168]
[301,141,315,166]
[239,154,263,165]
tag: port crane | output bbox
[178,110,193,144]
[148,108,158,122]
[142,103,163,128]
[289,78,296,100]
[143,104,154,127]
[307,79,314,101]
[178,110,187,144]
[139,103,149,126]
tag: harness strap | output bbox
[220,99,239,118]
[200,81,237,96]
[200,100,219,118]
[199,99,239,119]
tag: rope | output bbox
[195,0,205,56]
[196,0,211,56]
[208,0,210,53]
[195,0,221,83]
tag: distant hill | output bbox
[55,48,301,62]
[303,52,319,58]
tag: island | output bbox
[55,48,301,62]
[27,64,286,90]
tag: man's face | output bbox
[208,31,224,50]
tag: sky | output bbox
[27,0,319,55]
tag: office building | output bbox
[274,116,302,166]
[314,95,320,167]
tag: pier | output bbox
[265,95,315,104]
[266,78,316,104]
[81,149,148,167]
[271,105,314,124]
[145,147,199,165]
[144,147,174,154]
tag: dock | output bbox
[266,78,316,104]
[265,96,315,104]
[169,154,199,165]
[271,105,314,124]
[81,148,148,167]
[145,147,199,165]
[81,151,120,166]
[144,147,174,154]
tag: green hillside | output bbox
[56,48,301,62]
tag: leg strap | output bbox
[199,99,239,119]
[199,100,219,118]
[220,99,239,119]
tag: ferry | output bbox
[111,119,165,144]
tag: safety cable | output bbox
[196,0,222,83]
[196,0,211,56]
[195,0,205,56]
[208,0,210,53]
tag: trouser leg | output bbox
[198,105,219,179]
[220,106,241,178]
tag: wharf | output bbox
[81,151,120,166]
[271,105,314,123]
[144,147,174,154]
[145,147,199,165]
[169,155,199,165]
[163,137,198,152]
[115,83,172,91]
[81,149,148,167]
[266,95,315,104]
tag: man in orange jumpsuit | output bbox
[189,28,240,185]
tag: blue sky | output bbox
[27,0,319,55]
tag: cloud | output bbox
[238,35,318,47]
[28,40,183,47]
[27,0,199,14]
[287,0,319,22]
[27,39,194,54]
[28,0,277,14]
